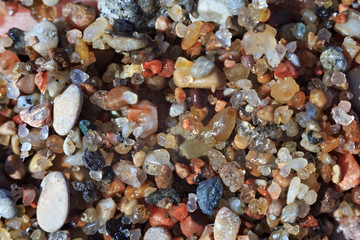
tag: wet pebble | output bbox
[37,172,70,232]
[196,176,223,215]
[53,84,83,136]
[190,89,208,109]
[0,189,18,219]
[5,155,25,180]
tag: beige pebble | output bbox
[37,172,70,232]
[53,84,83,136]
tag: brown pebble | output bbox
[45,135,64,154]
[175,163,191,179]
[80,83,96,96]
[0,121,17,135]
[180,214,207,238]
[5,155,26,180]
[16,74,36,94]
[90,90,110,110]
[155,164,174,189]
[155,16,171,33]
[190,89,208,109]
[272,169,294,188]
[62,2,96,30]
[19,101,52,128]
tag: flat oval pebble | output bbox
[0,189,18,219]
[53,84,83,136]
[37,172,70,233]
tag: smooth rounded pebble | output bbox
[37,172,70,232]
[53,84,83,136]
[144,226,172,240]
[0,189,18,219]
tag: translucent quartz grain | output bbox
[113,160,147,188]
[70,69,89,85]
[83,17,109,42]
[287,177,301,204]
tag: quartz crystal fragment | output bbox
[113,160,147,188]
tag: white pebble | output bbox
[18,124,29,138]
[21,142,32,151]
[37,172,70,232]
[39,125,49,140]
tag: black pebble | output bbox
[145,188,181,205]
[83,149,105,171]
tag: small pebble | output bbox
[0,189,18,219]
[16,74,36,94]
[24,20,58,56]
[190,56,215,79]
[42,0,59,7]
[320,46,347,72]
[0,121,16,135]
[37,172,70,232]
[62,2,96,30]
[53,84,83,136]
[196,176,223,215]
[70,69,89,85]
[5,155,25,180]
[19,101,52,128]
[214,207,241,240]
[144,227,171,240]
[113,160,147,188]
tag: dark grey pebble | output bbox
[145,188,181,204]
[196,176,223,215]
